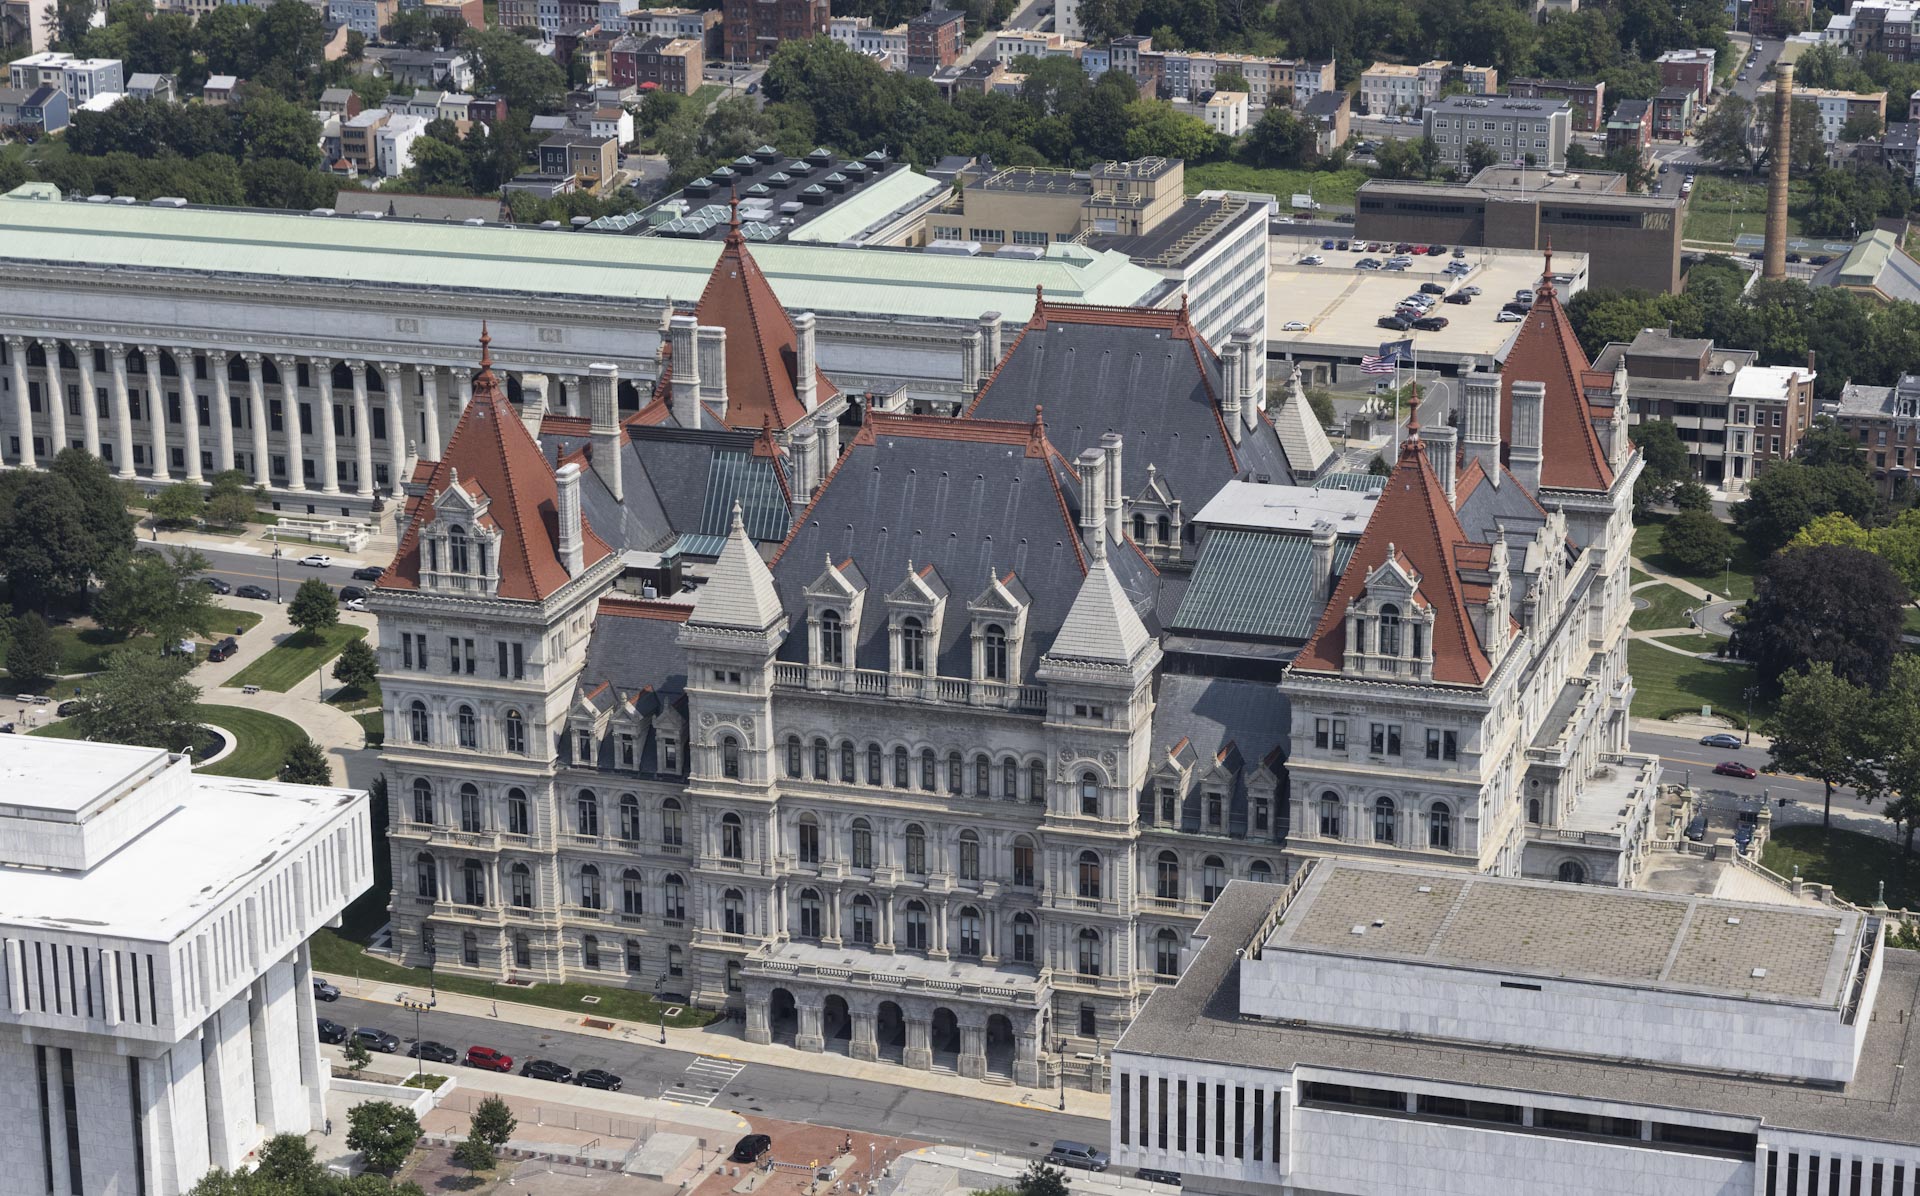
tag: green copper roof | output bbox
[1174,528,1357,641]
[0,183,1164,322]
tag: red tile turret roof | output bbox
[1500,248,1615,493]
[694,203,839,433]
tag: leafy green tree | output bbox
[6,612,58,692]
[0,470,108,614]
[205,491,256,529]
[346,1100,421,1176]
[70,649,203,752]
[1733,461,1878,556]
[94,547,216,647]
[1660,508,1734,576]
[1464,139,1499,174]
[1212,69,1249,93]
[469,1095,517,1149]
[1764,661,1871,828]
[331,636,378,695]
[1014,1161,1070,1196]
[151,482,205,528]
[342,1036,372,1077]
[1671,480,1712,511]
[287,578,339,637]
[1736,545,1906,694]
[229,85,323,167]
[453,1135,498,1171]
[278,736,332,785]
[1630,418,1690,509]
[1799,417,1866,470]
[1123,99,1222,161]
[253,1135,323,1189]
[1841,108,1885,142]
[1240,104,1316,168]
[463,27,566,114]
[1786,511,1871,551]
[1696,92,1756,172]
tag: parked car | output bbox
[350,565,386,581]
[298,553,333,568]
[1419,281,1447,294]
[1461,285,1482,296]
[1659,162,1669,174]
[1300,254,1324,265]
[317,1018,348,1044]
[235,584,272,600]
[522,1059,574,1083]
[1735,820,1755,850]
[1413,316,1450,331]
[731,1134,774,1164]
[1377,315,1412,331]
[1046,1141,1111,1172]
[201,577,232,594]
[1394,243,1414,253]
[575,1069,623,1091]
[1685,812,1710,842]
[1384,260,1410,270]
[338,585,368,603]
[407,1041,459,1064]
[353,1027,400,1053]
[1699,732,1742,749]
[1502,302,1532,315]
[1336,239,1351,250]
[208,637,240,663]
[1713,761,1758,779]
[1281,320,1308,331]
[1356,258,1383,270]
[1136,1170,1183,1186]
[312,976,341,1001]
[343,598,368,613]
[1430,245,1449,255]
[1444,293,1472,305]
[466,1045,513,1072]
[1452,247,1467,258]
[1497,310,1524,322]
[1321,239,1336,249]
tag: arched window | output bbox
[661,797,683,846]
[581,934,599,970]
[507,788,529,836]
[1428,802,1453,850]
[513,933,531,969]
[625,939,643,974]
[974,754,991,796]
[798,888,822,937]
[411,778,434,825]
[459,783,481,833]
[1558,860,1586,884]
[820,609,844,666]
[919,749,936,791]
[462,930,479,967]
[840,740,856,782]
[722,888,746,935]
[622,868,644,915]
[813,737,829,780]
[448,524,469,573]
[667,944,684,976]
[504,710,526,755]
[1029,761,1045,803]
[576,791,599,837]
[946,751,963,794]
[904,824,928,875]
[786,734,803,778]
[982,624,1008,681]
[1378,604,1402,656]
[579,865,602,910]
[867,743,882,785]
[663,873,685,920]
[796,812,820,864]
[1156,514,1171,542]
[1373,796,1397,845]
[1250,859,1274,882]
[1319,791,1341,838]
[850,894,876,944]
[1003,757,1019,798]
[721,811,743,859]
[901,616,926,673]
[456,705,477,749]
[1012,912,1036,963]
[1076,928,1102,976]
[1132,513,1146,540]
[903,900,929,950]
[409,701,429,744]
[722,736,741,779]
[1077,850,1102,899]
[850,817,873,869]
[461,859,485,905]
[958,907,982,956]
[1202,856,1225,904]
[509,863,532,908]
[1154,928,1180,977]
[414,852,436,899]
[893,746,909,788]
[619,794,641,842]
[1011,836,1036,887]
[1156,851,1180,900]
[1079,771,1100,817]
[1527,797,1542,825]
[958,830,981,881]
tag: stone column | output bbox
[350,363,375,499]
[274,354,304,492]
[293,941,326,1124]
[108,344,134,478]
[745,992,772,1045]
[796,999,824,1053]
[72,341,99,459]
[850,1009,878,1062]
[140,345,170,481]
[931,901,950,960]
[382,363,406,496]
[958,1023,987,1079]
[420,366,442,460]
[7,335,34,468]
[180,352,203,483]
[1014,1031,1041,1087]
[243,352,269,487]
[208,350,234,474]
[311,357,339,494]
[37,338,68,454]
[904,1014,932,1070]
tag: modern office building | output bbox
[1110,863,1918,1196]
[1423,95,1572,171]
[0,736,372,1196]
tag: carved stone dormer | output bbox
[419,466,503,597]
[1340,542,1438,681]
[1147,739,1198,827]
[802,554,867,670]
[886,560,946,678]
[1126,463,1184,559]
[967,567,1031,686]
[1481,528,1513,665]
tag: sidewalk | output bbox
[143,507,399,566]
[324,973,1110,1121]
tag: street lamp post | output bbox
[1723,555,1733,598]
[271,546,283,603]
[1744,686,1758,744]
[399,944,438,1077]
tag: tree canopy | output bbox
[1734,544,1907,692]
[1733,461,1878,557]
[69,649,203,752]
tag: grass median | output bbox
[30,704,304,780]
[1628,640,1766,728]
[224,624,367,692]
[1762,824,1920,908]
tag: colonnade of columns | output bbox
[742,984,1042,1085]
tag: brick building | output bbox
[723,0,829,62]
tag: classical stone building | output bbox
[371,236,1655,1089]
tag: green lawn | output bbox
[1628,639,1767,727]
[329,677,382,712]
[223,624,367,692]
[308,930,721,1029]
[1904,605,1920,636]
[29,704,303,779]
[1183,162,1370,208]
[1632,514,1762,601]
[1648,632,1730,655]
[354,710,384,748]
[1762,824,1920,908]
[1630,567,1653,584]
[1629,583,1697,632]
[1682,174,1811,246]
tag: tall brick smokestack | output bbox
[1764,62,1793,282]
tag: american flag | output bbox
[1360,339,1411,375]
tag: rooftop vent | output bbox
[1752,967,1768,979]
[1726,916,1741,925]
[149,196,187,208]
[309,207,336,217]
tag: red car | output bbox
[465,1045,513,1072]
[1713,761,1758,779]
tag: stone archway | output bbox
[769,987,798,1044]
[823,995,852,1054]
[985,1013,1016,1079]
[930,1007,961,1070]
[876,1000,906,1063]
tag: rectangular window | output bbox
[1234,1086,1245,1158]
[1214,1084,1226,1156]
[36,1046,53,1196]
[1314,718,1329,749]
[1195,1075,1206,1153]
[403,634,414,669]
[512,642,524,679]
[1331,719,1345,750]
[60,1047,82,1195]
[1176,1080,1187,1152]
[1119,1072,1130,1147]
[1252,1090,1264,1162]
[1139,1073,1150,1151]
[128,1058,146,1196]
[497,641,510,678]
[1157,1078,1168,1149]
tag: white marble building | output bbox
[0,737,373,1196]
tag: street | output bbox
[1632,724,1898,835]
[140,541,383,604]
[318,994,1106,1153]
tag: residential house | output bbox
[1204,91,1248,135]
[202,75,238,105]
[1424,95,1571,171]
[590,105,633,145]
[1650,86,1695,140]
[9,52,123,104]
[907,8,965,72]
[1606,97,1652,154]
[319,86,363,116]
[1655,47,1716,105]
[1836,371,1920,492]
[539,131,618,191]
[1304,89,1350,154]
[722,0,828,61]
[422,0,485,28]
[611,35,702,92]
[0,0,49,53]
[1506,77,1605,132]
[124,72,176,102]
[340,108,390,172]
[364,47,475,91]
[1359,62,1421,116]
[375,111,430,177]
[328,0,398,36]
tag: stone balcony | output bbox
[772,662,1045,712]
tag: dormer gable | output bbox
[966,567,1031,685]
[802,555,867,668]
[418,467,503,596]
[886,560,946,677]
[1126,462,1185,557]
[1341,542,1439,681]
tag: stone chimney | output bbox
[1764,63,1793,282]
[1510,380,1545,493]
[979,311,1002,377]
[1219,341,1244,443]
[814,410,840,477]
[1231,327,1260,427]
[697,324,728,423]
[789,418,817,502]
[793,311,818,411]
[519,373,548,439]
[1310,519,1337,600]
[1101,432,1125,543]
[1481,527,1511,663]
[1462,371,1502,480]
[1608,360,1631,471]
[1425,422,1458,507]
[556,461,584,576]
[669,314,701,428]
[587,361,622,502]
[1077,446,1107,562]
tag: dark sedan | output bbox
[406,1041,459,1064]
[350,565,386,581]
[575,1069,623,1091]
[521,1059,574,1083]
[316,1018,348,1044]
[235,584,273,600]
[1699,733,1742,750]
[201,577,232,594]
